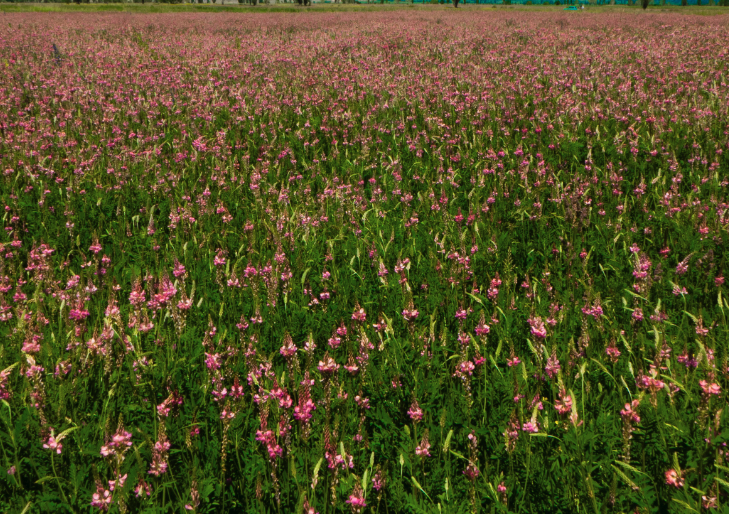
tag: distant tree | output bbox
[454,0,459,6]
[641,0,649,8]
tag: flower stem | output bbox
[51,452,69,504]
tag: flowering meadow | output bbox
[0,9,728,513]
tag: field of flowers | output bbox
[0,9,728,514]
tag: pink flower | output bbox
[135,480,152,498]
[463,463,480,481]
[528,316,547,339]
[554,391,572,415]
[351,306,366,322]
[699,380,721,396]
[345,484,366,513]
[43,434,63,454]
[402,308,419,321]
[415,437,431,457]
[280,337,298,358]
[620,400,640,424]
[665,469,684,488]
[317,356,340,375]
[605,344,621,363]
[702,493,717,509]
[407,400,424,422]
[372,470,384,491]
[475,322,490,336]
[91,488,112,511]
[522,421,539,433]
[544,354,561,378]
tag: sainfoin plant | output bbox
[0,9,728,514]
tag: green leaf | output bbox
[623,289,648,302]
[411,476,434,504]
[57,426,80,442]
[715,476,729,490]
[449,450,468,461]
[613,460,649,477]
[611,465,638,490]
[466,292,483,305]
[443,430,453,453]
[683,310,699,323]
[671,499,700,513]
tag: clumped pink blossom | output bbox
[407,399,424,422]
[665,469,684,488]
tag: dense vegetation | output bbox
[0,10,728,514]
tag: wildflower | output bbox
[522,421,539,433]
[280,334,298,358]
[317,355,340,375]
[620,400,640,424]
[415,433,431,457]
[504,416,520,452]
[454,360,475,378]
[345,483,366,513]
[699,380,721,396]
[172,259,186,278]
[554,390,572,415]
[129,279,146,306]
[372,470,384,491]
[328,335,342,349]
[301,497,320,514]
[695,317,710,337]
[677,352,698,369]
[544,353,561,378]
[457,332,470,346]
[676,255,691,275]
[100,430,132,458]
[407,399,424,422]
[665,469,683,488]
[702,488,718,509]
[43,433,63,454]
[91,487,112,511]
[605,343,621,363]
[135,479,152,498]
[351,305,366,322]
[528,316,547,339]
[475,321,490,336]
[402,308,419,321]
[148,433,170,476]
[569,411,583,427]
[463,462,480,481]
[108,474,127,491]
